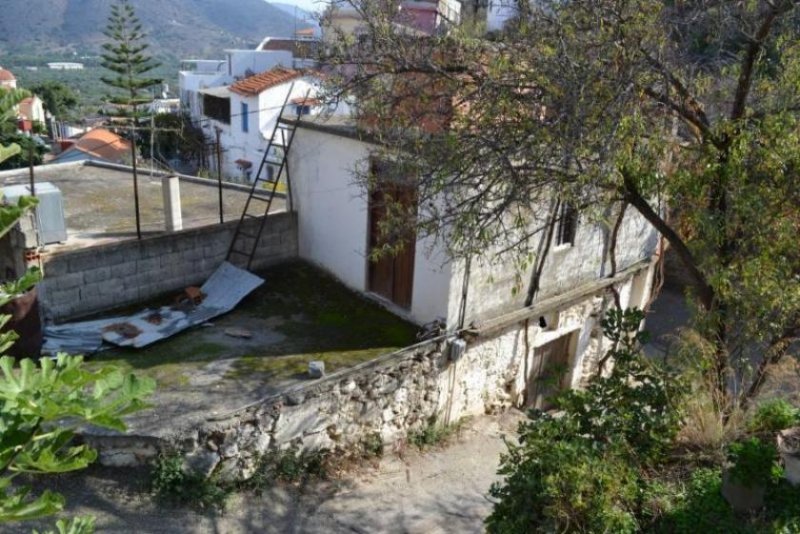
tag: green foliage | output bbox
[0,195,155,530]
[359,432,384,458]
[150,454,229,511]
[253,447,331,486]
[487,308,682,533]
[100,0,161,114]
[748,399,800,433]
[656,468,741,534]
[558,308,683,461]
[407,416,466,450]
[27,81,78,119]
[33,516,96,534]
[727,438,779,488]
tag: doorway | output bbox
[367,180,417,310]
[527,332,577,410]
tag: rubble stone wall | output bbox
[38,213,297,322]
[136,288,614,481]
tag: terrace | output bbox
[81,261,418,436]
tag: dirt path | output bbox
[13,411,524,534]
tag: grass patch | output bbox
[227,347,398,381]
[86,340,228,387]
[150,453,231,512]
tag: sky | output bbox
[270,0,327,15]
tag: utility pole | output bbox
[150,114,155,178]
[130,123,142,240]
[215,127,223,224]
[27,142,36,197]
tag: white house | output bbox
[179,32,321,124]
[286,115,661,403]
[199,67,322,181]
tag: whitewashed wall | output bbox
[450,206,659,327]
[219,77,318,179]
[289,126,452,325]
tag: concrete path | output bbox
[15,411,524,534]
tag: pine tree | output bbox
[100,0,161,116]
[100,0,162,239]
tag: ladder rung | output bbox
[228,249,250,257]
[236,231,259,239]
[248,194,271,202]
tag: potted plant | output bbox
[721,437,778,512]
[778,427,800,487]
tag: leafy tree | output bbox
[28,82,78,120]
[324,0,800,413]
[0,87,30,163]
[0,196,156,531]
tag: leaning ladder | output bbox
[226,85,304,270]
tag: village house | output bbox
[286,115,659,403]
[49,128,132,165]
[199,66,322,181]
[0,67,17,89]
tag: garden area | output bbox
[486,308,800,533]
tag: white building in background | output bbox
[0,67,17,89]
[47,62,84,70]
[199,66,322,181]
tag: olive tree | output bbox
[323,0,800,412]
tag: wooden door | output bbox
[367,182,416,309]
[527,333,574,410]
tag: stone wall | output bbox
[111,278,620,481]
[39,213,297,322]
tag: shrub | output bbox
[487,309,681,532]
[408,416,466,449]
[150,454,230,511]
[486,415,639,533]
[748,399,800,434]
[726,437,779,488]
[656,468,740,533]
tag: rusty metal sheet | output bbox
[43,262,264,352]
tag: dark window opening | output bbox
[555,201,578,247]
[241,102,249,132]
[203,94,230,124]
[295,104,311,116]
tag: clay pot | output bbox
[778,427,800,487]
[0,287,43,358]
[721,468,765,512]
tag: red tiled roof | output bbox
[56,128,131,163]
[0,68,16,81]
[229,67,306,96]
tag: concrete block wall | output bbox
[39,213,297,322]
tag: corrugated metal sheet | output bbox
[42,262,264,353]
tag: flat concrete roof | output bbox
[0,162,285,251]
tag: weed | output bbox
[748,399,800,433]
[360,432,384,458]
[408,416,467,449]
[726,437,780,487]
[150,453,230,511]
[243,447,331,494]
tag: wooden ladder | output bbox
[226,85,304,270]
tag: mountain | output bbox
[0,0,314,59]
[269,2,321,37]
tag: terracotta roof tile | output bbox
[0,68,16,81]
[229,67,307,96]
[57,128,131,163]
